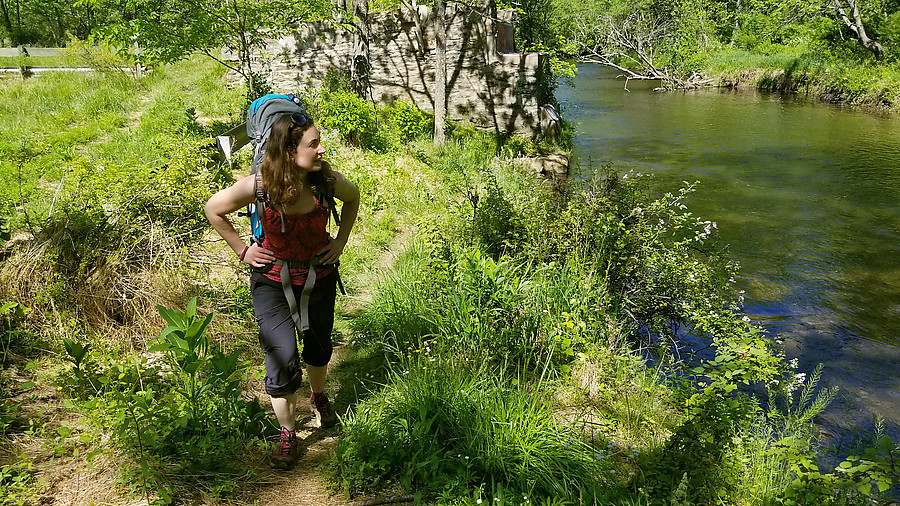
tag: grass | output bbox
[0,56,69,67]
[333,356,614,502]
[0,56,245,230]
[702,47,900,110]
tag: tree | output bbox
[1,0,107,45]
[831,0,886,58]
[565,1,716,87]
[91,0,335,98]
[434,0,447,145]
[348,0,372,100]
[0,0,16,45]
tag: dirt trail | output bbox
[232,345,356,506]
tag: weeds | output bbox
[0,462,40,506]
[58,299,269,503]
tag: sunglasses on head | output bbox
[288,111,311,133]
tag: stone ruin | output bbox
[224,4,559,139]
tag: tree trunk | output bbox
[400,0,427,54]
[730,0,740,46]
[433,0,446,145]
[831,0,885,59]
[0,0,16,46]
[350,0,371,100]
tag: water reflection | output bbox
[557,65,900,437]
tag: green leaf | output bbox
[156,306,179,327]
[186,297,197,318]
[157,325,180,340]
[20,381,35,390]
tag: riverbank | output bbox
[701,49,900,112]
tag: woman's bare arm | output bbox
[204,174,275,267]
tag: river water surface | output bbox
[556,65,900,440]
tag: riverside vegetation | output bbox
[1,54,899,506]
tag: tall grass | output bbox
[730,365,837,505]
[349,239,439,352]
[333,356,613,502]
[0,58,246,343]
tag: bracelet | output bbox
[239,245,249,261]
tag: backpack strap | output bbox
[322,182,341,227]
[254,172,284,235]
[254,172,266,207]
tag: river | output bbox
[556,64,900,442]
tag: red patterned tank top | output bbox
[259,200,333,285]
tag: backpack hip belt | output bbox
[274,257,344,336]
[277,258,317,335]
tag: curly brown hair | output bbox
[260,113,335,208]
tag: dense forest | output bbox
[1,1,899,505]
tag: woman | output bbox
[205,111,359,470]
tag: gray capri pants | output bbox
[250,270,337,397]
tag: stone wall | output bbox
[226,5,552,137]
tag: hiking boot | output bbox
[310,392,338,428]
[270,428,300,470]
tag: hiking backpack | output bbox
[245,94,339,243]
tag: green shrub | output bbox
[472,172,522,258]
[59,37,132,73]
[390,100,431,143]
[319,89,388,151]
[0,462,39,506]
